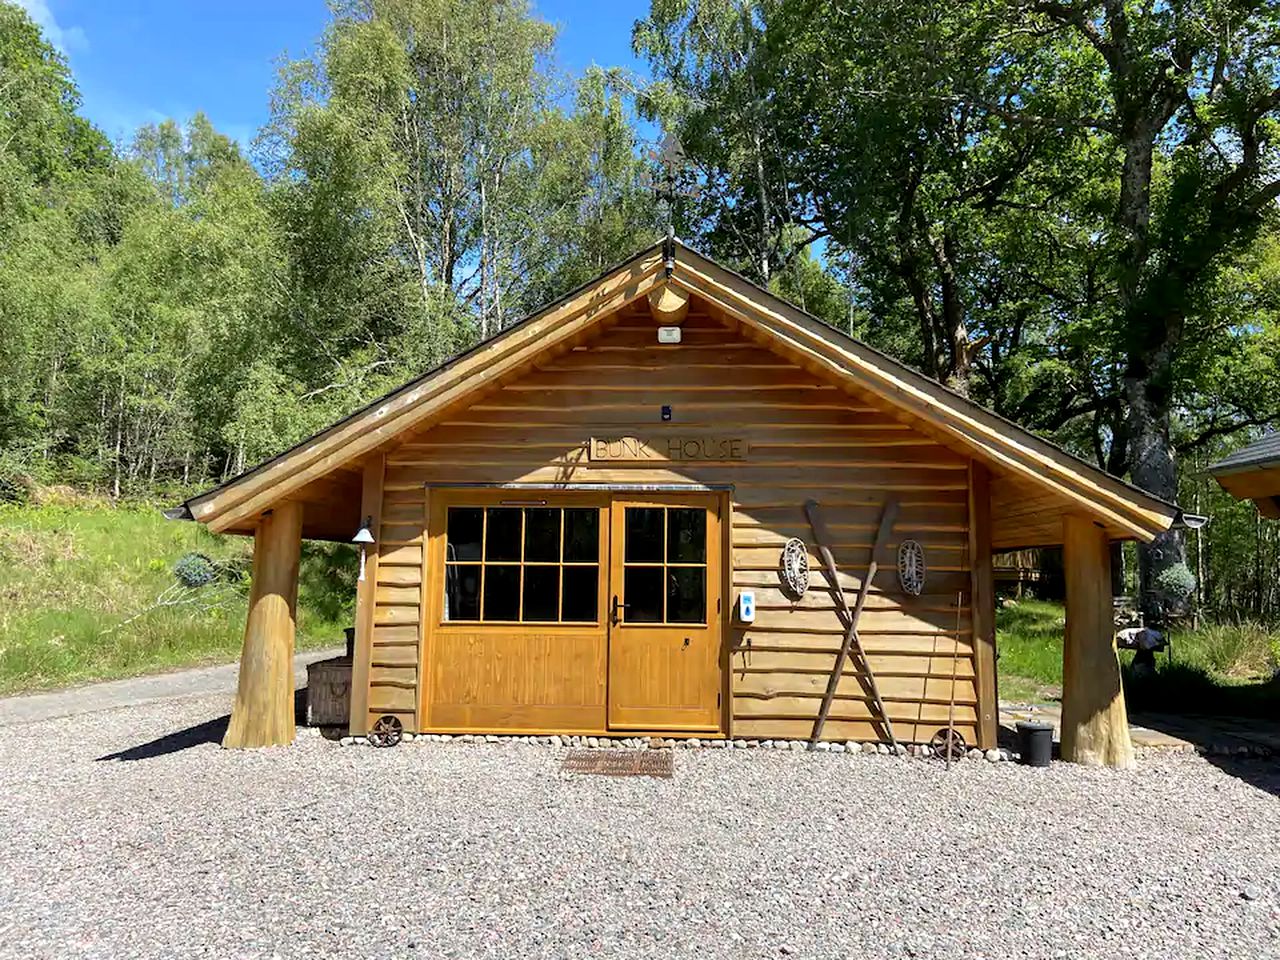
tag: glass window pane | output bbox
[667,508,706,563]
[446,508,483,561]
[483,565,520,620]
[563,509,599,563]
[562,566,598,622]
[485,508,521,561]
[668,567,706,623]
[624,566,664,622]
[522,566,560,621]
[625,508,664,563]
[524,508,561,562]
[444,564,481,620]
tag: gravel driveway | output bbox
[2,695,1278,960]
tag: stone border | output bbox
[337,732,1020,762]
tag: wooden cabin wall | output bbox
[364,486,426,731]
[369,305,981,744]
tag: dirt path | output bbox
[0,647,343,727]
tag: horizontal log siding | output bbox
[367,487,425,729]
[387,309,978,743]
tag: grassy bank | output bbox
[996,597,1280,716]
[0,496,354,694]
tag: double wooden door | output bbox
[426,491,723,734]
[606,495,723,731]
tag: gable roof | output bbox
[172,237,1180,541]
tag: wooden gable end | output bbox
[369,297,988,745]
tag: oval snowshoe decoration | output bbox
[780,537,810,599]
[897,539,926,596]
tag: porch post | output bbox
[223,499,304,749]
[1060,514,1135,768]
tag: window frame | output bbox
[434,493,608,629]
[619,505,710,626]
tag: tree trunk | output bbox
[1125,355,1187,626]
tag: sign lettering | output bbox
[589,436,749,462]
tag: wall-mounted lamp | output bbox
[353,516,375,581]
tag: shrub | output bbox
[1154,562,1196,600]
[173,552,218,589]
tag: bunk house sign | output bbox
[589,436,749,462]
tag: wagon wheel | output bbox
[930,729,966,761]
[368,715,403,748]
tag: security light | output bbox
[353,516,375,581]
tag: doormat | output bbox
[561,750,673,779]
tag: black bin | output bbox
[1016,721,1053,767]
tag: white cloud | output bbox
[14,0,89,54]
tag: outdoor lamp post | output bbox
[353,516,375,581]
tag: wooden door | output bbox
[607,495,723,731]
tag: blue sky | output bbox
[18,0,651,149]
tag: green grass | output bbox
[995,598,1067,702]
[995,596,1280,716]
[0,497,355,694]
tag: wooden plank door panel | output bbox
[607,495,723,731]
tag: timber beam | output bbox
[1060,514,1135,768]
[223,500,304,749]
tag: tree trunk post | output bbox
[223,500,304,749]
[1061,514,1135,768]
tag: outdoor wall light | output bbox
[353,516,375,581]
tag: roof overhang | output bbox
[171,237,1180,543]
[1210,458,1280,519]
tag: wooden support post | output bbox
[223,500,304,749]
[968,462,998,749]
[348,456,384,736]
[1061,514,1135,768]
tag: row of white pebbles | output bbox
[337,731,1021,761]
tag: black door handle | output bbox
[611,595,629,625]
[682,637,690,648]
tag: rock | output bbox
[353,737,368,746]
[734,739,748,749]
[967,748,983,760]
[340,736,355,746]
[586,737,599,748]
[790,741,806,752]
[549,735,562,747]
[862,742,878,755]
[1241,887,1261,902]
[894,743,908,756]
[876,743,891,755]
[439,734,452,742]
[919,745,933,758]
[985,749,1001,762]
[830,743,845,753]
[773,740,790,751]
[649,737,664,750]
[844,741,859,753]
[687,738,702,748]
[484,735,499,743]
[710,740,726,749]
[814,741,832,752]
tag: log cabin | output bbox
[168,238,1187,767]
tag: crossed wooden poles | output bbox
[804,498,900,750]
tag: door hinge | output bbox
[717,691,721,708]
[717,597,721,614]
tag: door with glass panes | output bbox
[607,495,723,731]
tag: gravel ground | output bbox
[2,695,1279,960]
